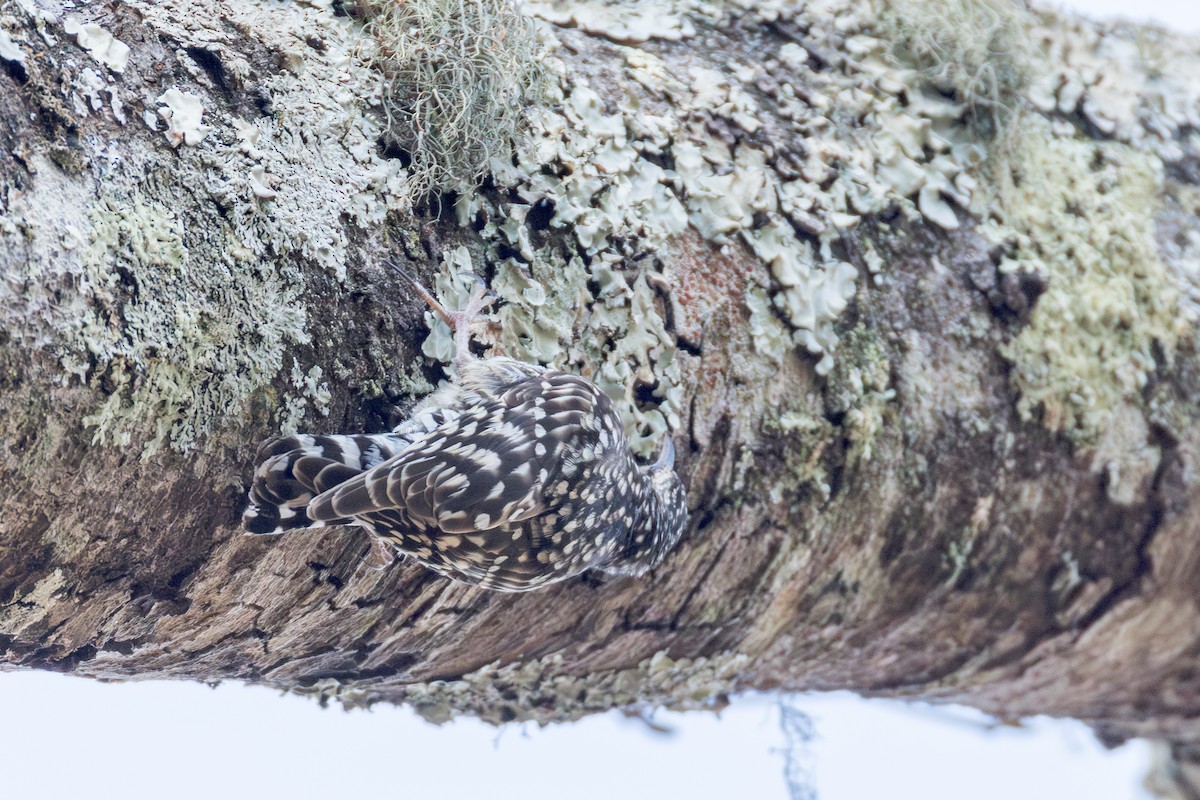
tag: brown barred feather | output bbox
[244,356,687,592]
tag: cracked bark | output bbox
[2,0,1199,771]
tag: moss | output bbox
[983,115,1184,443]
[365,0,546,195]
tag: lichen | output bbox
[293,649,750,722]
[982,115,1186,442]
[767,423,835,506]
[524,0,696,44]
[427,0,1043,447]
[1158,182,1200,319]
[63,18,131,74]
[418,237,679,456]
[155,88,213,147]
[18,0,432,454]
[364,0,546,195]
[74,194,309,453]
[745,286,792,363]
[1024,10,1200,160]
[9,0,1199,474]
[203,0,413,281]
[277,363,333,435]
[0,26,25,64]
[872,0,1031,134]
[823,326,896,463]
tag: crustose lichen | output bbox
[364,0,545,196]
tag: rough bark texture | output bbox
[2,0,1200,762]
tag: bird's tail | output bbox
[242,433,409,534]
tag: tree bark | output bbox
[2,0,1199,754]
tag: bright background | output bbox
[1050,0,1200,30]
[2,1,1194,798]
[0,672,1155,800]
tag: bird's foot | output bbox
[365,536,398,570]
[390,261,494,368]
[445,281,494,365]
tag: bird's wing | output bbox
[308,371,602,534]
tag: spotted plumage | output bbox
[243,276,688,592]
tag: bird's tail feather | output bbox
[243,433,409,534]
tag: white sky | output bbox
[1046,0,1200,31]
[0,673,1154,800]
[1,1,1192,798]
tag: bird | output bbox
[242,266,688,592]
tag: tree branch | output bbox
[1,0,1199,750]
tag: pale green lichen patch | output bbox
[823,326,896,463]
[512,2,1014,376]
[983,116,1186,442]
[492,253,589,367]
[417,245,485,370]
[1024,10,1200,160]
[13,0,1198,471]
[423,0,1017,446]
[75,195,310,453]
[864,0,1200,445]
[435,44,690,454]
[0,26,23,63]
[278,363,333,435]
[6,11,327,459]
[419,237,679,456]
[851,0,1200,443]
[155,88,213,147]
[745,285,793,364]
[294,649,749,721]
[586,269,683,451]
[525,0,696,44]
[201,0,413,281]
[1158,183,1200,319]
[350,0,1051,436]
[9,0,433,454]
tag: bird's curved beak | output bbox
[655,437,675,469]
